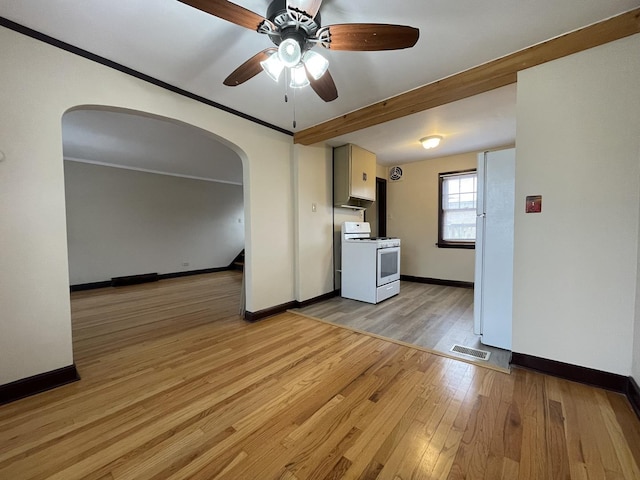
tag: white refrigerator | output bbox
[473,148,516,350]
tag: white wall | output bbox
[293,142,371,299]
[334,208,365,288]
[635,216,640,381]
[387,152,478,282]
[513,33,640,376]
[0,26,293,385]
[376,164,388,179]
[293,144,334,302]
[64,161,244,285]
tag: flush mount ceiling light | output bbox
[180,0,421,106]
[420,135,443,149]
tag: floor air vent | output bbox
[450,344,491,361]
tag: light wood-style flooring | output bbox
[297,281,511,371]
[1,272,639,479]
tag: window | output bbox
[438,169,477,248]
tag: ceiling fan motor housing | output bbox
[266,0,321,52]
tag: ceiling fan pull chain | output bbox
[284,67,289,103]
[293,86,297,129]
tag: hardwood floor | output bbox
[1,272,639,479]
[297,281,512,372]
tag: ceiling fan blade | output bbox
[305,67,338,102]
[287,0,323,19]
[320,24,420,51]
[178,0,274,32]
[224,48,276,86]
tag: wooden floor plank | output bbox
[296,281,512,371]
[0,272,638,479]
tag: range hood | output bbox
[334,144,376,210]
[337,197,373,210]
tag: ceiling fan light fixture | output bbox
[278,38,302,68]
[191,0,420,103]
[302,50,329,80]
[420,135,443,149]
[290,64,310,88]
[260,51,285,82]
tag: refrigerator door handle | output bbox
[473,214,485,336]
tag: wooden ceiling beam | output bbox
[294,8,640,145]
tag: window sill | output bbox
[436,243,475,250]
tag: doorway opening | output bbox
[376,177,387,237]
[364,177,387,237]
[62,106,246,359]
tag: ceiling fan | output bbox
[178,0,420,103]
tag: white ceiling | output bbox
[2,0,639,168]
[328,84,517,165]
[62,109,243,184]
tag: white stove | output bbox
[345,237,401,248]
[341,222,401,304]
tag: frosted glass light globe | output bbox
[278,38,302,68]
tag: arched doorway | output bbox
[62,106,247,355]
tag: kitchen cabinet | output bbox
[334,144,376,208]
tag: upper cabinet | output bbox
[334,144,376,209]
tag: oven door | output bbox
[377,246,400,286]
